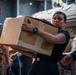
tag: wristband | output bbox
[33,28,38,34]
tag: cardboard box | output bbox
[0,16,58,56]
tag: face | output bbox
[52,14,66,30]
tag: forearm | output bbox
[9,49,17,53]
[36,29,67,44]
[13,51,18,56]
[2,47,9,63]
[37,30,56,43]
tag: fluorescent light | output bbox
[29,2,32,5]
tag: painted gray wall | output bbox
[12,0,17,17]
[0,0,17,23]
[0,0,68,23]
[19,1,52,16]
[20,2,38,16]
[47,1,52,9]
[0,1,12,23]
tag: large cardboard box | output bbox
[0,16,58,56]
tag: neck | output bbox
[58,28,65,32]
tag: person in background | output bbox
[61,37,76,66]
[7,48,32,75]
[61,51,76,66]
[0,24,4,75]
[15,11,70,75]
[0,24,9,75]
[19,53,32,75]
[0,45,9,75]
[7,48,19,75]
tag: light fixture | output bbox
[29,2,33,5]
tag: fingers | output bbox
[61,55,73,67]
[22,19,32,27]
[21,19,34,33]
[28,19,31,24]
[61,59,67,66]
[61,60,69,66]
[61,56,70,66]
[21,24,26,31]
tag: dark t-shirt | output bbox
[37,30,70,63]
[70,50,76,60]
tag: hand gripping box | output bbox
[0,16,58,56]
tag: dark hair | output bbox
[53,11,67,23]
